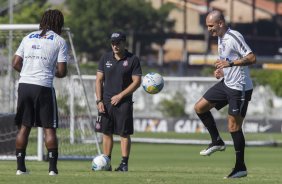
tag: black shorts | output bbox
[203,80,253,117]
[96,101,134,136]
[15,83,58,128]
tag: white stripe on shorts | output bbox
[51,88,57,128]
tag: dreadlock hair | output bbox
[39,9,64,37]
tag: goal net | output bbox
[0,24,101,161]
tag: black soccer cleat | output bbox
[49,168,58,176]
[224,165,247,179]
[114,163,128,172]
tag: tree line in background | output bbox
[0,0,282,100]
[0,0,175,61]
[0,0,281,59]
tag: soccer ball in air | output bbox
[142,72,164,94]
[91,154,111,171]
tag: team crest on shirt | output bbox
[222,43,226,51]
[219,43,226,55]
[123,60,128,67]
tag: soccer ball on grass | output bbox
[91,154,111,171]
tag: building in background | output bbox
[149,0,282,63]
[3,0,280,64]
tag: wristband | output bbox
[229,61,234,67]
[96,99,103,105]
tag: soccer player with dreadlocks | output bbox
[12,9,67,176]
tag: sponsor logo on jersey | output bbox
[29,33,54,40]
[106,61,112,68]
[32,45,41,49]
[24,55,47,60]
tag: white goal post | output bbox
[0,24,101,161]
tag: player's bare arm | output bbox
[95,71,105,113]
[12,55,23,72]
[111,75,141,106]
[234,52,256,66]
[215,52,256,69]
[55,62,67,78]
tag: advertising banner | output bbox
[134,118,282,133]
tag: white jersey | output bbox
[218,28,253,91]
[15,30,68,87]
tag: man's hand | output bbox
[215,59,230,69]
[97,102,105,113]
[111,94,123,106]
[214,68,224,79]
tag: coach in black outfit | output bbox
[95,31,142,171]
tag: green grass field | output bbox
[1,135,282,184]
[132,132,282,142]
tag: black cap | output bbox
[110,32,126,42]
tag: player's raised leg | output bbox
[194,98,225,156]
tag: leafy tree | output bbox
[65,0,175,60]
[0,0,54,59]
[251,69,282,97]
[0,0,49,24]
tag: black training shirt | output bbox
[97,50,142,104]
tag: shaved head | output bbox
[206,10,227,37]
[206,10,225,23]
